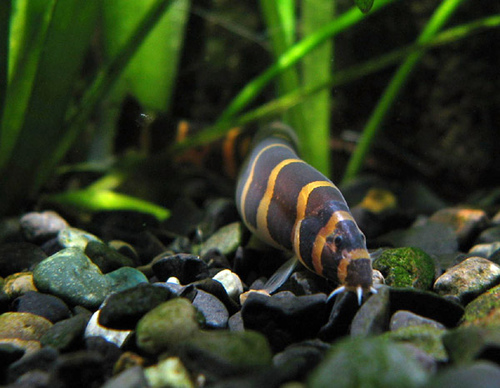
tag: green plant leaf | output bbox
[0,0,11,121]
[355,0,375,14]
[44,189,170,221]
[101,0,190,112]
[0,0,56,170]
[0,0,98,215]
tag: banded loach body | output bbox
[235,122,377,303]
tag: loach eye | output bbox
[334,235,343,249]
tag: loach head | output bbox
[320,216,376,304]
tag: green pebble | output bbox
[58,227,101,249]
[40,313,91,351]
[105,267,148,293]
[373,247,435,289]
[183,330,272,369]
[443,326,500,364]
[308,336,429,388]
[461,284,500,327]
[85,241,135,273]
[145,357,194,388]
[384,325,447,362]
[136,298,201,354]
[33,247,112,309]
[198,222,242,257]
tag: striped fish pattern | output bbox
[236,122,376,302]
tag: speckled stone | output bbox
[58,227,102,250]
[434,257,500,302]
[13,291,71,323]
[33,247,113,308]
[0,312,52,341]
[373,247,435,290]
[385,325,448,361]
[19,211,69,243]
[144,357,194,388]
[198,222,243,257]
[136,298,201,354]
[105,266,148,293]
[0,243,47,277]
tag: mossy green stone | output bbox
[198,222,242,257]
[461,284,500,327]
[308,337,428,388]
[136,298,200,354]
[384,325,447,361]
[183,330,272,368]
[33,247,112,308]
[373,247,435,289]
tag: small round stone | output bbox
[0,312,52,341]
[19,211,69,243]
[2,272,37,299]
[434,257,500,302]
[13,291,71,323]
[199,222,243,257]
[84,241,135,273]
[212,269,243,300]
[105,267,148,294]
[136,298,201,354]
[84,310,133,348]
[0,243,47,277]
[57,227,102,250]
[40,312,92,351]
[390,310,446,331]
[461,284,500,327]
[33,247,112,309]
[192,289,228,329]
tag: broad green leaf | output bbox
[101,0,190,112]
[355,0,375,14]
[0,0,56,170]
[0,0,98,215]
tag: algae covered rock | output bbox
[136,297,201,354]
[373,247,435,289]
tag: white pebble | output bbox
[84,310,132,347]
[212,269,243,299]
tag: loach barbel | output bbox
[235,122,377,304]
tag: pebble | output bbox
[152,253,209,283]
[40,311,92,351]
[350,285,391,337]
[192,289,229,329]
[212,269,244,300]
[135,298,201,354]
[2,272,37,299]
[318,292,360,342]
[428,207,489,249]
[433,257,500,302]
[98,283,175,330]
[460,284,500,327]
[443,325,500,365]
[425,361,500,388]
[179,330,272,382]
[101,365,149,388]
[13,291,71,323]
[373,247,435,289]
[474,225,500,245]
[85,336,122,379]
[49,351,106,387]
[308,336,428,388]
[105,266,149,293]
[19,211,69,243]
[198,221,243,257]
[84,310,133,348]
[58,227,102,249]
[7,346,59,384]
[241,291,328,351]
[144,357,194,388]
[0,242,47,277]
[33,247,112,309]
[0,312,52,341]
[385,325,448,361]
[0,338,41,358]
[84,241,135,273]
[194,278,240,315]
[390,310,446,331]
[468,242,500,259]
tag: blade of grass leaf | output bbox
[49,0,174,184]
[0,0,98,215]
[259,0,304,131]
[300,0,334,173]
[168,12,500,156]
[215,0,398,126]
[0,0,57,170]
[342,0,468,183]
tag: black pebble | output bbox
[85,241,136,273]
[49,351,106,388]
[194,278,240,315]
[40,312,92,352]
[99,283,175,330]
[193,289,229,329]
[85,337,122,379]
[152,253,209,283]
[241,291,328,352]
[13,291,71,323]
[0,242,47,277]
[7,347,59,384]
